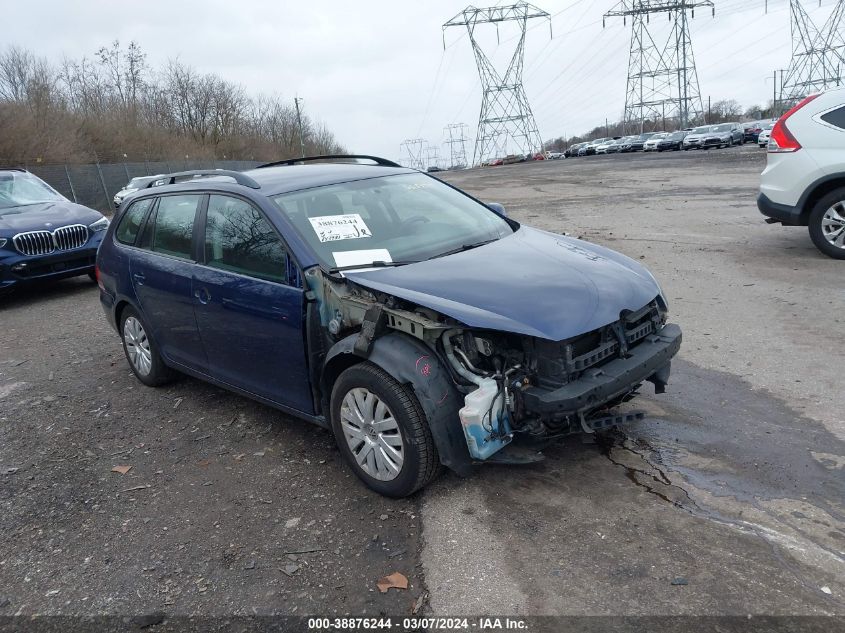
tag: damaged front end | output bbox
[306,266,681,468]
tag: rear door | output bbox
[129,194,208,372]
[191,194,312,412]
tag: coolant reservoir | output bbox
[459,378,512,460]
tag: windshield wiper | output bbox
[429,238,498,260]
[327,260,421,274]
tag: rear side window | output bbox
[151,195,201,260]
[821,106,845,129]
[115,198,152,245]
[204,195,287,283]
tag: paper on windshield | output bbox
[308,214,372,243]
[332,249,392,268]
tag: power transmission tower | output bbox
[400,139,426,170]
[780,0,845,107]
[443,3,551,166]
[443,123,470,168]
[604,1,714,133]
[425,145,442,169]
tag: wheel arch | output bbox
[798,174,845,225]
[114,299,133,330]
[322,332,472,476]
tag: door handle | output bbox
[132,272,145,285]
[194,287,211,305]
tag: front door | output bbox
[192,194,312,413]
[129,194,207,372]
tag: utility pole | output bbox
[443,3,551,166]
[294,97,305,158]
[604,1,714,132]
[780,1,845,104]
[773,69,778,116]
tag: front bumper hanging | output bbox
[521,323,682,415]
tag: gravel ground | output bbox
[1,145,843,627]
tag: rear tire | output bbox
[808,189,845,260]
[330,362,440,497]
[119,306,174,387]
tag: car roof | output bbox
[134,162,418,198]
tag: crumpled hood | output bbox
[0,201,103,234]
[346,226,662,341]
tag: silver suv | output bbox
[758,87,845,259]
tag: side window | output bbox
[204,195,287,284]
[115,198,153,245]
[821,106,845,129]
[151,195,201,260]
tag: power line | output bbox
[399,139,427,170]
[780,0,845,105]
[604,1,716,133]
[443,123,470,168]
[443,3,552,164]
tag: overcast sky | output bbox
[6,0,841,162]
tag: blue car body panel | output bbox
[191,265,312,412]
[129,249,209,373]
[345,226,662,341]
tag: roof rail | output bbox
[256,155,402,169]
[146,169,260,189]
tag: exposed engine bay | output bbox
[306,267,682,463]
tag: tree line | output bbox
[0,41,345,165]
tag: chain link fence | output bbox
[7,159,261,215]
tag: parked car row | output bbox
[561,122,761,159]
[743,119,778,143]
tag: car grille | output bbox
[13,224,89,256]
[533,300,666,389]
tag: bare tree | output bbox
[0,43,346,165]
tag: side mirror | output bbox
[487,203,507,218]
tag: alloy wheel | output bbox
[821,203,845,249]
[340,387,404,481]
[123,316,152,376]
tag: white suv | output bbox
[758,86,845,259]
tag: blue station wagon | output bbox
[96,156,682,497]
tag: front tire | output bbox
[330,363,440,497]
[120,307,174,386]
[808,189,845,259]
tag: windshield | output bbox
[127,177,151,189]
[668,132,686,139]
[651,133,668,139]
[712,124,733,132]
[0,171,66,211]
[692,126,712,134]
[272,172,514,270]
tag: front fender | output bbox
[323,332,472,477]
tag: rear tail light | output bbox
[768,93,821,153]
